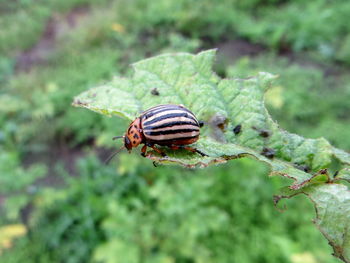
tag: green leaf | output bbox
[276,183,350,263]
[73,50,350,262]
[306,184,350,262]
[72,49,349,186]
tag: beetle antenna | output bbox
[104,145,125,165]
[112,136,124,140]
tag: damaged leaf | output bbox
[73,49,350,262]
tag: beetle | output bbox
[113,104,206,157]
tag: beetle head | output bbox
[124,118,142,151]
[112,135,134,152]
[113,118,142,153]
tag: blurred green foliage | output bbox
[0,0,349,262]
[226,54,350,150]
[0,152,46,222]
[0,156,336,263]
[116,0,350,63]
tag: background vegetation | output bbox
[1,0,349,262]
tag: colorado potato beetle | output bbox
[113,104,206,157]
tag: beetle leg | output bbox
[191,148,208,157]
[169,145,180,151]
[150,145,167,157]
[141,144,147,157]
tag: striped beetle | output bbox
[113,104,206,157]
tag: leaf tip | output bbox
[72,97,88,108]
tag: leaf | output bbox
[73,50,350,262]
[72,49,350,186]
[276,183,350,263]
[305,184,350,262]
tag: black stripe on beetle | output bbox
[143,106,196,121]
[112,104,206,158]
[142,104,178,114]
[144,128,199,136]
[146,120,199,130]
[143,112,198,126]
[147,135,199,144]
[143,104,196,117]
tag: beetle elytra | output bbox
[114,104,206,157]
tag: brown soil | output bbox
[15,6,89,72]
[216,39,266,61]
[214,38,347,77]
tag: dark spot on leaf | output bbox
[260,130,270,138]
[217,123,225,130]
[294,163,311,173]
[208,114,228,143]
[74,99,87,106]
[151,88,160,96]
[332,245,344,260]
[210,115,228,131]
[319,169,328,174]
[333,171,339,178]
[273,195,287,212]
[261,147,275,159]
[252,126,271,138]
[233,124,242,135]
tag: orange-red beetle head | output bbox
[124,118,142,152]
[113,118,143,153]
[123,136,133,151]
